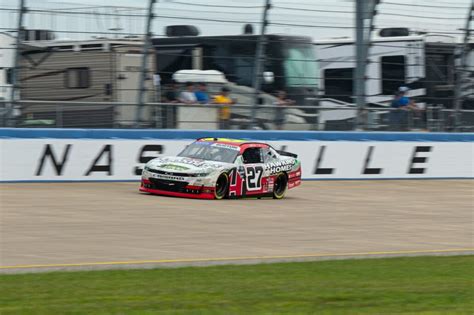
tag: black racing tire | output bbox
[273,172,288,199]
[214,173,229,200]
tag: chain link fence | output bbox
[0,0,472,132]
[2,100,473,132]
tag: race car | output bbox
[139,138,301,199]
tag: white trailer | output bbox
[18,37,155,127]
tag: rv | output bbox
[314,30,472,109]
[152,27,319,106]
[19,35,155,127]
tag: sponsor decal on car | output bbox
[160,164,190,171]
[264,159,296,174]
[211,143,240,151]
[151,173,186,181]
[178,158,206,167]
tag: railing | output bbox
[1,100,473,132]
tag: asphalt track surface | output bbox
[1,180,473,273]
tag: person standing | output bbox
[194,82,210,104]
[390,86,418,130]
[163,81,179,103]
[273,90,295,130]
[178,82,198,104]
[213,87,235,129]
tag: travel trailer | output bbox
[18,35,155,127]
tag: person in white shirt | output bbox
[178,82,198,104]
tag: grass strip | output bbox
[1,255,473,314]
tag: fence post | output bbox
[354,0,378,131]
[135,0,155,128]
[454,4,473,131]
[250,0,271,129]
[8,0,26,127]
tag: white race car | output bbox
[140,138,302,199]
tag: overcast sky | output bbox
[0,0,472,41]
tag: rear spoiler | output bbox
[277,150,297,158]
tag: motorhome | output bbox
[152,26,319,106]
[314,30,467,108]
[18,34,155,127]
[313,29,474,129]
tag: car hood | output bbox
[146,156,233,174]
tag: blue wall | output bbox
[1,128,473,142]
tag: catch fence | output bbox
[1,100,473,132]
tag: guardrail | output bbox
[1,100,474,132]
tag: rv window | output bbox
[323,68,354,102]
[65,68,90,89]
[381,56,406,95]
[6,68,13,84]
[426,53,453,85]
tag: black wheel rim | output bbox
[274,174,287,196]
[215,175,228,197]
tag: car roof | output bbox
[196,138,268,148]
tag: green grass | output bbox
[1,256,473,314]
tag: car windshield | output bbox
[178,142,239,163]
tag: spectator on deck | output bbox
[273,90,295,130]
[163,81,179,103]
[195,82,210,104]
[390,86,418,130]
[213,87,235,129]
[391,86,417,109]
[178,82,198,104]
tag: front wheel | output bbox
[273,173,288,199]
[214,173,229,200]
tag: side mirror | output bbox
[263,71,274,84]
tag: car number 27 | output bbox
[245,166,263,191]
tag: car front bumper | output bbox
[139,179,215,199]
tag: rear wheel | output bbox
[273,172,288,199]
[214,173,229,200]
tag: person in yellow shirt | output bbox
[213,87,235,129]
